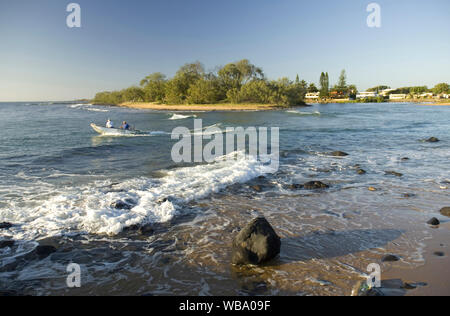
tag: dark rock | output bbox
[0,222,13,229]
[250,185,262,192]
[402,283,417,290]
[303,181,329,190]
[330,151,349,157]
[288,183,303,190]
[426,137,440,143]
[156,197,175,204]
[231,217,281,265]
[361,287,385,296]
[357,169,366,175]
[385,171,403,177]
[434,251,445,257]
[138,224,154,236]
[440,207,450,217]
[35,245,57,260]
[382,254,400,262]
[401,157,410,161]
[111,200,133,210]
[0,240,15,249]
[427,217,440,226]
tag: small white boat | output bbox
[90,123,143,136]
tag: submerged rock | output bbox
[288,183,303,190]
[385,171,403,177]
[35,245,57,260]
[250,185,262,192]
[0,222,13,229]
[426,137,440,143]
[231,217,281,265]
[111,200,134,210]
[0,240,15,249]
[382,254,400,262]
[303,181,329,190]
[439,207,450,217]
[330,151,349,157]
[138,224,154,236]
[427,217,440,226]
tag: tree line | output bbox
[92,59,308,106]
[366,83,450,95]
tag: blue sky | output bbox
[0,0,449,101]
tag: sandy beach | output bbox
[119,102,289,111]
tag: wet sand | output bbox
[381,221,450,296]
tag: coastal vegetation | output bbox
[92,60,450,106]
[93,60,307,106]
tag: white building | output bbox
[380,89,396,96]
[356,91,378,99]
[389,94,407,100]
[305,92,320,99]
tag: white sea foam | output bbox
[0,152,272,240]
[69,104,109,112]
[169,114,197,120]
[286,110,321,116]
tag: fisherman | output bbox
[120,121,130,130]
[106,119,114,128]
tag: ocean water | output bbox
[0,102,449,295]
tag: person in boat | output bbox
[106,119,114,128]
[120,121,130,130]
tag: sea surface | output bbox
[0,101,449,295]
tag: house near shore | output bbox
[389,94,407,100]
[356,91,378,99]
[417,92,434,98]
[305,92,320,100]
[380,89,396,96]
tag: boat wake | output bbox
[169,113,197,120]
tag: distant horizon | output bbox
[1,0,449,101]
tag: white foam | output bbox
[286,110,321,116]
[169,114,197,120]
[0,152,272,240]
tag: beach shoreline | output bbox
[106,101,450,111]
[116,102,301,111]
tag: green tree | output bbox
[218,59,264,93]
[140,72,167,102]
[319,72,329,99]
[122,86,145,102]
[307,83,319,93]
[432,83,450,94]
[367,85,390,93]
[239,80,273,104]
[336,69,348,94]
[187,78,224,104]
